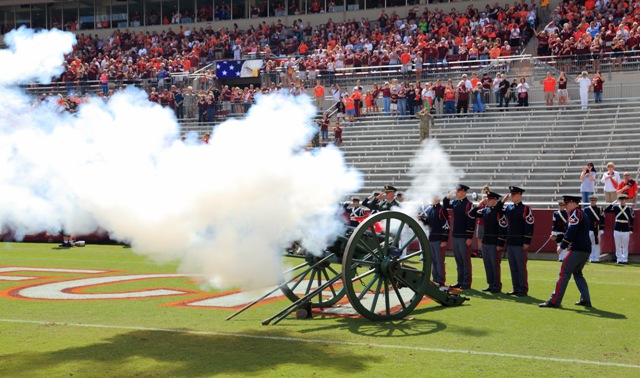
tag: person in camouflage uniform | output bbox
[416,107,435,142]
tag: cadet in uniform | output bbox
[498,186,535,297]
[604,194,635,264]
[367,184,401,212]
[540,195,592,308]
[419,196,450,287]
[585,195,605,263]
[470,191,505,293]
[551,200,568,262]
[443,184,476,289]
[344,197,366,227]
[362,191,379,214]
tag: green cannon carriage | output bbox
[227,211,467,325]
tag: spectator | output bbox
[575,71,591,110]
[371,82,380,113]
[471,82,486,113]
[601,162,621,203]
[516,77,529,107]
[197,94,207,122]
[352,87,362,117]
[432,78,445,114]
[389,87,399,117]
[592,71,605,104]
[99,71,109,96]
[330,83,342,110]
[313,80,324,110]
[206,93,216,122]
[381,82,391,115]
[498,74,510,109]
[414,87,424,114]
[364,90,373,114]
[444,81,456,117]
[542,71,556,108]
[456,82,469,115]
[333,122,342,147]
[319,112,329,143]
[174,88,184,119]
[557,71,569,109]
[616,173,638,209]
[580,162,597,205]
[345,93,356,122]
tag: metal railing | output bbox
[535,50,640,78]
[259,55,528,89]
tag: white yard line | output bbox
[1,318,638,369]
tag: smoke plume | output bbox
[397,139,462,222]
[0,28,362,289]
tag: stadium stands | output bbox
[340,100,640,206]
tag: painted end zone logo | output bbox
[0,266,431,317]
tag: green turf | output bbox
[1,243,639,377]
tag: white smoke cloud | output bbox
[0,28,362,289]
[398,139,462,220]
[0,27,76,85]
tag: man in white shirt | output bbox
[601,162,621,203]
[458,74,472,90]
[493,73,503,104]
[575,71,591,110]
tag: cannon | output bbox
[226,211,467,325]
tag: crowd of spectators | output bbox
[40,0,640,122]
[51,2,541,93]
[536,0,640,71]
[26,0,640,98]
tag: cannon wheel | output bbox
[280,249,346,308]
[342,211,431,321]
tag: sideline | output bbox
[1,318,638,369]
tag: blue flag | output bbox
[216,61,242,78]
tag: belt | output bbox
[616,220,629,223]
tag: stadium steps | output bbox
[341,99,640,206]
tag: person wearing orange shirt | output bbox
[542,71,557,107]
[364,90,373,114]
[299,41,308,56]
[616,172,638,208]
[313,80,324,110]
[490,43,501,61]
[469,72,481,89]
[400,48,412,77]
[344,94,356,122]
[351,88,362,118]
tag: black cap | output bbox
[456,184,470,192]
[384,184,397,192]
[589,195,598,200]
[487,191,502,200]
[558,200,566,206]
[509,186,525,194]
[618,194,628,200]
[352,197,361,202]
[562,195,582,204]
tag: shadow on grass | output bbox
[557,306,627,319]
[296,317,447,338]
[1,328,372,376]
[460,289,545,305]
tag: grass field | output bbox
[1,243,639,377]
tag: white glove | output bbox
[630,232,634,235]
[599,230,604,236]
